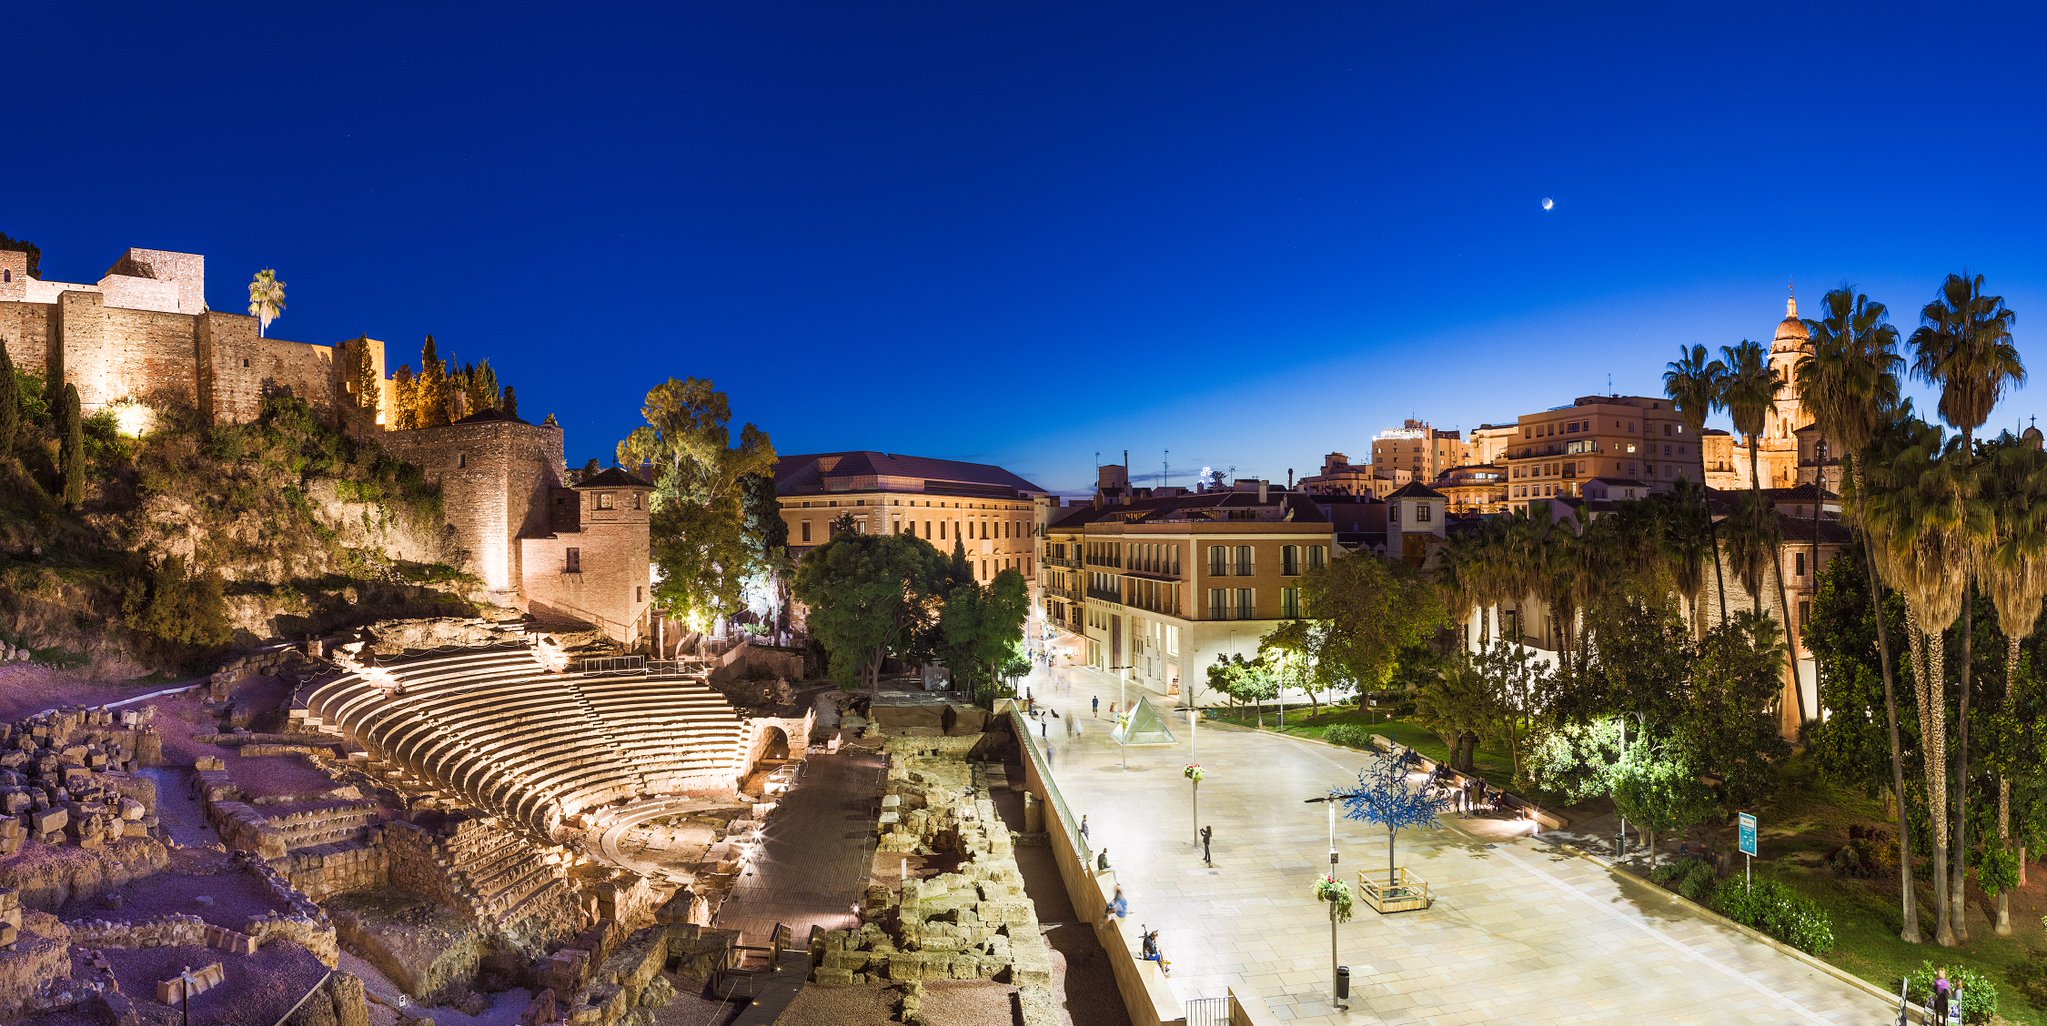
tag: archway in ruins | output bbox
[757,726,791,764]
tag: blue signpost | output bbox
[1738,812,1757,889]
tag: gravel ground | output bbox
[995,779,1131,1026]
[772,981,1017,1026]
[0,664,200,721]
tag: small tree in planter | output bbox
[1337,752,1456,893]
[1610,752,1716,869]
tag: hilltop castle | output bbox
[0,246,651,647]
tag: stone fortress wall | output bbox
[1,244,651,646]
[0,247,390,425]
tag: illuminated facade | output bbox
[775,452,1050,587]
[1047,469,1335,698]
[1503,395,1699,512]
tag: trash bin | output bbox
[1336,965,1351,1000]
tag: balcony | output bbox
[1087,588,1122,603]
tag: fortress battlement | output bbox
[0,246,391,425]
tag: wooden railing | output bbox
[1357,867,1432,913]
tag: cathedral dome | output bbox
[1773,293,1809,348]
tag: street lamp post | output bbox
[1305,793,1345,1008]
[1109,664,1135,770]
[1616,710,1646,859]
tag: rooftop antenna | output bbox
[1607,372,1614,397]
[1095,450,1100,468]
[1163,450,1170,489]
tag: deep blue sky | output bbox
[8,3,2044,493]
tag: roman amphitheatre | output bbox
[0,614,1095,1026]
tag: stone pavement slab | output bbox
[1029,664,1896,1026]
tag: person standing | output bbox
[1079,814,1090,842]
[1931,969,1951,1024]
[1092,695,1100,718]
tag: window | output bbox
[1234,545,1252,576]
[2,270,8,283]
[1416,502,1432,523]
[597,492,614,510]
[1208,588,1229,618]
[564,548,581,573]
[1282,587,1302,618]
[1282,545,1301,576]
[1209,546,1229,576]
[801,520,812,543]
[633,492,643,510]
[636,586,644,603]
[457,453,467,468]
[1236,588,1255,619]
[925,520,932,538]
[1794,551,1806,577]
[1309,545,1326,571]
[940,521,947,540]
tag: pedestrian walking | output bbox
[1041,718,1048,739]
[1065,716,1075,738]
[1092,696,1100,718]
[1079,814,1090,841]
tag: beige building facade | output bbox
[775,452,1049,587]
[1047,473,1335,699]
[1504,395,1700,511]
[1371,420,1472,483]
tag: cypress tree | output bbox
[0,344,18,456]
[59,383,85,507]
[500,385,518,418]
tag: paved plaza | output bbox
[1024,665,1897,1026]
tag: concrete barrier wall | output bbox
[1011,710,1185,1026]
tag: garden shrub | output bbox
[1904,962,1995,1024]
[1648,856,1718,902]
[1323,724,1373,749]
[1711,879,1835,955]
[1825,824,1897,879]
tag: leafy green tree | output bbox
[1611,752,1717,869]
[739,472,791,631]
[792,529,947,696]
[1523,718,1624,805]
[247,269,286,338]
[1676,612,1792,808]
[0,230,41,276]
[58,383,85,507]
[126,555,234,652]
[1258,619,1320,715]
[1207,652,1279,726]
[0,343,18,456]
[1298,550,1446,705]
[1419,640,1548,778]
[1909,271,2024,941]
[465,358,502,414]
[936,568,1030,705]
[618,378,777,631]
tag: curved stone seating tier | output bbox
[298,647,751,836]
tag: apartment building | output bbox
[1503,395,1700,512]
[775,452,1051,586]
[1371,420,1472,483]
[1046,470,1335,699]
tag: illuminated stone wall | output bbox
[382,418,566,596]
[0,246,387,425]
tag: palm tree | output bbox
[1862,418,1978,946]
[1798,286,1917,940]
[1665,344,1730,626]
[1720,492,1776,613]
[1973,436,2047,936]
[1908,271,2024,939]
[1722,338,1807,720]
[247,269,286,338]
[1653,480,1713,635]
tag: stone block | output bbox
[813,967,855,986]
[30,806,66,835]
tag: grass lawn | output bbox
[1673,757,2047,1023]
[1202,704,1518,783]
